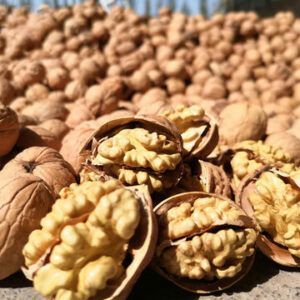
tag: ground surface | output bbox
[0,252,299,300]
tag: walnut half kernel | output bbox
[22,180,156,300]
[161,105,218,159]
[153,192,258,294]
[82,115,183,192]
[237,168,300,267]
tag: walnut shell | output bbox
[1,146,76,197]
[22,100,68,123]
[85,77,124,117]
[153,192,257,293]
[22,181,157,300]
[175,160,232,198]
[219,102,267,146]
[60,121,100,173]
[265,132,300,165]
[40,119,69,141]
[236,167,300,267]
[161,105,219,160]
[16,126,60,151]
[0,105,19,157]
[81,114,184,192]
[65,100,95,128]
[0,173,54,279]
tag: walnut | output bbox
[85,77,124,117]
[219,102,267,146]
[230,140,294,189]
[266,114,294,135]
[65,100,95,129]
[161,105,218,159]
[40,119,70,141]
[1,146,76,197]
[0,77,16,105]
[22,100,68,123]
[25,83,49,102]
[0,173,54,280]
[173,160,231,198]
[23,180,157,300]
[60,121,100,173]
[237,168,300,267]
[0,105,19,157]
[265,132,300,165]
[82,115,183,192]
[153,192,257,293]
[16,126,61,151]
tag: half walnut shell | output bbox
[22,181,157,300]
[177,160,232,199]
[80,114,184,193]
[236,167,300,267]
[161,105,219,160]
[153,192,258,294]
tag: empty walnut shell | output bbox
[161,105,219,160]
[153,192,258,293]
[1,146,76,197]
[0,105,19,157]
[22,181,157,300]
[236,167,300,267]
[175,160,232,198]
[81,114,184,192]
[0,173,54,279]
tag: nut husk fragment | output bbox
[81,114,184,192]
[236,167,300,267]
[22,180,157,300]
[153,192,258,293]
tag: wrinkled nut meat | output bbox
[230,140,294,188]
[23,180,157,300]
[237,168,300,267]
[82,115,183,192]
[161,105,218,159]
[153,192,258,293]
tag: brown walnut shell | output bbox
[60,120,100,173]
[0,173,54,279]
[80,114,184,192]
[0,105,19,157]
[236,167,300,267]
[153,192,257,294]
[16,126,61,151]
[1,146,76,197]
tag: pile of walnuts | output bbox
[0,2,300,299]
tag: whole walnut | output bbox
[40,119,69,141]
[265,132,300,165]
[1,146,76,197]
[219,102,267,145]
[0,173,54,280]
[65,99,95,128]
[0,105,19,157]
[0,77,16,105]
[22,100,68,123]
[266,114,294,135]
[16,126,60,151]
[84,77,124,117]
